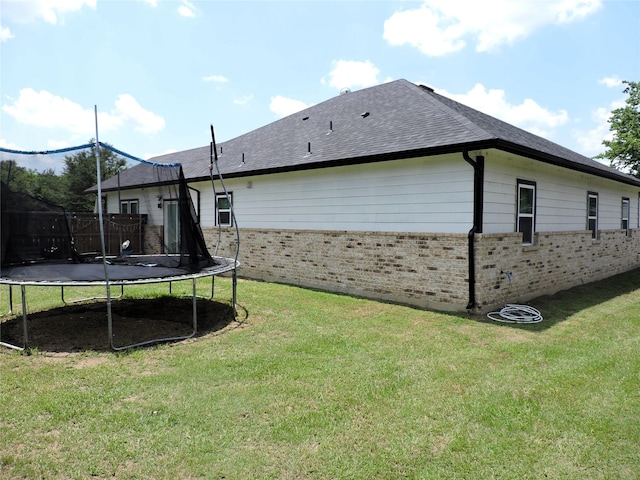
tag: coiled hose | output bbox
[487,271,543,323]
[487,304,543,323]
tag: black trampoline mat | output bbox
[1,256,235,284]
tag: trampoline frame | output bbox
[1,116,242,352]
[0,257,239,351]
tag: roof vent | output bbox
[361,111,370,118]
[302,116,309,121]
[340,87,351,95]
[419,84,435,92]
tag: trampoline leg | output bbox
[0,285,26,351]
[232,269,237,317]
[192,277,198,334]
[107,298,113,350]
[21,285,28,348]
[9,284,13,315]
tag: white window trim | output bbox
[517,181,536,245]
[587,192,598,239]
[120,199,139,215]
[215,192,233,227]
[622,197,630,236]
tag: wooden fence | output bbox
[3,212,148,263]
[71,213,147,255]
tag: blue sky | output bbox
[1,0,639,172]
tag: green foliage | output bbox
[596,80,640,176]
[0,141,127,212]
[1,160,66,206]
[62,141,127,212]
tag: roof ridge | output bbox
[406,81,496,142]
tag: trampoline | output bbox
[0,255,239,351]
[1,120,240,350]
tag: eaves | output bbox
[188,140,640,189]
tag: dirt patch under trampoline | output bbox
[0,296,236,352]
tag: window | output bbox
[216,192,233,227]
[587,192,598,239]
[164,200,180,253]
[622,197,630,235]
[517,181,536,245]
[120,200,139,214]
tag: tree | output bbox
[0,160,67,205]
[62,141,127,212]
[596,81,640,177]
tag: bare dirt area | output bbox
[0,296,236,352]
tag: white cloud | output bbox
[269,95,309,118]
[1,24,14,41]
[178,0,196,17]
[3,89,102,133]
[0,139,58,171]
[1,0,96,25]
[142,0,159,7]
[113,94,165,133]
[384,0,602,56]
[383,7,466,56]
[2,88,165,135]
[598,76,623,88]
[233,94,254,106]
[439,83,569,137]
[323,60,381,91]
[0,139,19,150]
[573,98,625,158]
[203,74,229,83]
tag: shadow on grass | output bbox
[0,296,239,353]
[479,267,640,331]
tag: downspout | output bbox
[462,151,484,310]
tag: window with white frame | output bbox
[622,197,630,235]
[587,192,598,239]
[215,192,233,227]
[517,180,536,245]
[120,199,139,214]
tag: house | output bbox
[97,79,640,313]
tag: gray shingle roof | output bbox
[98,79,640,191]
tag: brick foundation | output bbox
[143,225,164,254]
[205,228,471,311]
[475,230,640,311]
[204,227,640,313]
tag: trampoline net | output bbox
[1,143,215,275]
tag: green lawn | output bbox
[1,270,639,479]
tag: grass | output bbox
[1,271,640,479]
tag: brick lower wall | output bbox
[143,225,164,254]
[204,227,470,311]
[475,230,640,311]
[203,227,640,313]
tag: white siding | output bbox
[105,185,184,226]
[195,154,474,233]
[483,150,639,234]
[108,149,639,237]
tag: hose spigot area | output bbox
[487,270,543,324]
